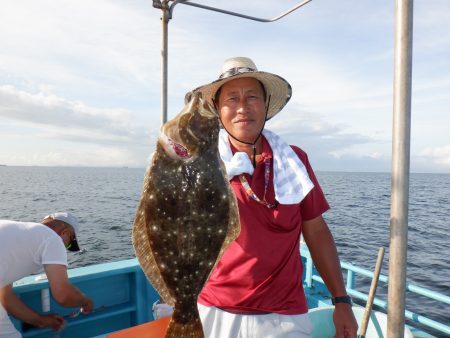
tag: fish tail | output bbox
[166,316,204,338]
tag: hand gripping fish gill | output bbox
[132,92,240,338]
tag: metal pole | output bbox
[387,0,413,337]
[161,1,169,125]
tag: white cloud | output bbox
[0,0,161,101]
[418,145,450,169]
[2,147,151,168]
[266,104,377,159]
[0,84,158,167]
[0,85,152,144]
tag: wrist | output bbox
[331,295,352,305]
[33,314,46,328]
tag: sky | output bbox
[0,0,449,173]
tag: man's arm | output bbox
[302,215,358,338]
[44,264,93,313]
[0,284,64,331]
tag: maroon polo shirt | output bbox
[198,137,330,314]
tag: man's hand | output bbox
[1,284,65,331]
[80,296,94,314]
[333,304,358,337]
[45,264,94,312]
[37,314,65,331]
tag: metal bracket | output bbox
[152,0,163,9]
[166,0,312,21]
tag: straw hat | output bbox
[186,57,292,120]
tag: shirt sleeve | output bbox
[41,235,68,267]
[291,145,330,221]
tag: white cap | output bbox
[43,212,80,252]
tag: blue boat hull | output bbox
[11,250,448,337]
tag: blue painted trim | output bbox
[300,245,449,337]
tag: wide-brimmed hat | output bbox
[43,212,81,252]
[186,57,292,120]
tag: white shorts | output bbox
[0,303,21,338]
[198,303,312,338]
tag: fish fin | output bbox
[224,181,241,247]
[207,161,241,280]
[220,157,241,248]
[166,317,204,338]
[132,206,176,307]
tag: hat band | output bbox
[219,66,257,79]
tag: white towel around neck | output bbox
[218,129,314,204]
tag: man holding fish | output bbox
[187,57,358,337]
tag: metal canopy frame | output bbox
[152,0,312,125]
[151,1,414,337]
[162,0,312,22]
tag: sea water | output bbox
[0,166,448,334]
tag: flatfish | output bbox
[132,92,240,338]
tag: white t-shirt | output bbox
[0,220,68,288]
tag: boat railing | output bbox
[300,246,450,337]
[11,253,449,337]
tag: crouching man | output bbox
[0,212,93,338]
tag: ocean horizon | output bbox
[2,164,450,175]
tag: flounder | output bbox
[132,92,240,338]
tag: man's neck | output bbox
[229,136,263,163]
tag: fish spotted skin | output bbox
[133,92,240,338]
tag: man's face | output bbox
[61,223,76,249]
[217,77,266,144]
